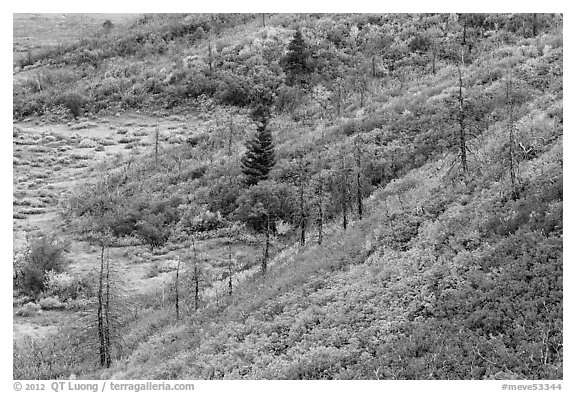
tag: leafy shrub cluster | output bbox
[179,209,228,234]
[44,270,92,302]
[14,233,69,296]
[15,302,41,317]
[39,296,66,310]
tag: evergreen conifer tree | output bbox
[241,103,276,186]
[282,29,308,86]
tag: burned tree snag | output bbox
[457,48,468,174]
[227,243,233,296]
[175,256,181,319]
[263,215,270,274]
[97,244,106,367]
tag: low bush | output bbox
[16,302,41,317]
[39,296,66,310]
[180,209,227,234]
[78,139,98,148]
[119,136,139,144]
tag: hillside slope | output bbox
[13,13,562,380]
[101,127,561,380]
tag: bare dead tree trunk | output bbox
[262,215,270,275]
[104,246,111,368]
[228,116,234,157]
[300,191,306,247]
[97,245,106,367]
[354,138,363,220]
[192,239,199,311]
[194,265,199,311]
[227,243,233,296]
[154,123,159,165]
[457,48,468,174]
[356,172,363,219]
[315,150,324,245]
[262,13,266,27]
[298,154,306,247]
[340,154,349,230]
[336,81,342,118]
[506,79,518,199]
[317,185,324,245]
[175,256,180,319]
[532,13,538,37]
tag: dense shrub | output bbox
[13,91,52,118]
[15,234,68,296]
[39,296,66,310]
[234,180,298,233]
[179,209,227,233]
[16,302,41,317]
[204,175,243,216]
[44,270,92,301]
[374,212,422,251]
[134,216,172,250]
[55,92,85,118]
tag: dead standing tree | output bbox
[338,151,353,230]
[175,255,181,319]
[75,232,128,369]
[457,46,469,175]
[97,241,108,367]
[315,173,325,245]
[445,45,478,178]
[353,136,365,220]
[227,242,234,296]
[291,151,309,247]
[505,78,520,199]
[154,122,160,165]
[311,148,328,245]
[191,239,202,311]
[262,213,271,275]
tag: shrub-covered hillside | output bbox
[13,13,562,380]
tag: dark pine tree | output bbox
[281,29,308,86]
[241,104,276,186]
